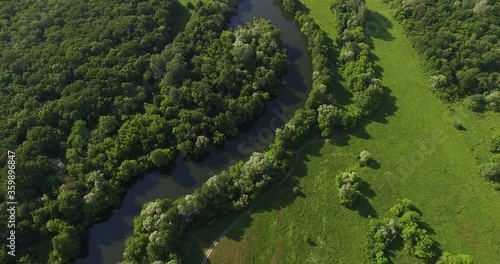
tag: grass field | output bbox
[183,0,500,263]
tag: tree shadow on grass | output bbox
[367,159,381,169]
[352,195,378,218]
[365,10,394,42]
[295,0,311,15]
[329,132,350,147]
[372,85,398,124]
[350,178,377,218]
[349,78,399,139]
[359,179,376,198]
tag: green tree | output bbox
[57,189,84,222]
[281,0,298,14]
[335,171,361,207]
[437,252,473,264]
[489,134,500,153]
[357,150,372,167]
[149,149,175,167]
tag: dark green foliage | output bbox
[156,15,288,157]
[0,0,287,262]
[295,13,336,110]
[186,2,195,10]
[281,0,299,14]
[45,220,80,264]
[463,94,486,112]
[489,134,500,153]
[383,0,500,102]
[356,150,372,167]
[123,104,318,262]
[330,0,383,128]
[480,162,500,181]
[122,0,384,261]
[0,0,183,262]
[390,199,436,260]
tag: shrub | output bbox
[480,162,500,181]
[335,171,361,207]
[390,198,414,217]
[485,90,500,112]
[357,150,372,166]
[366,218,399,263]
[489,134,500,153]
[463,94,486,112]
[281,0,298,14]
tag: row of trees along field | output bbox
[316,0,383,137]
[382,0,499,111]
[0,0,289,263]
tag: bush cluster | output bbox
[366,218,399,264]
[313,0,383,138]
[356,150,372,167]
[367,199,435,262]
[367,199,473,263]
[335,171,362,207]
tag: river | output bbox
[75,0,311,263]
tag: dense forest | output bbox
[383,0,499,109]
[0,0,288,263]
[0,0,181,262]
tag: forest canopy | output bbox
[0,0,287,263]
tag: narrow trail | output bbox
[202,137,328,264]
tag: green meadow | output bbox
[183,0,500,263]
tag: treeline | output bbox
[383,0,499,110]
[316,0,383,137]
[0,0,289,263]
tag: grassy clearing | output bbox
[300,0,339,41]
[183,0,500,263]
